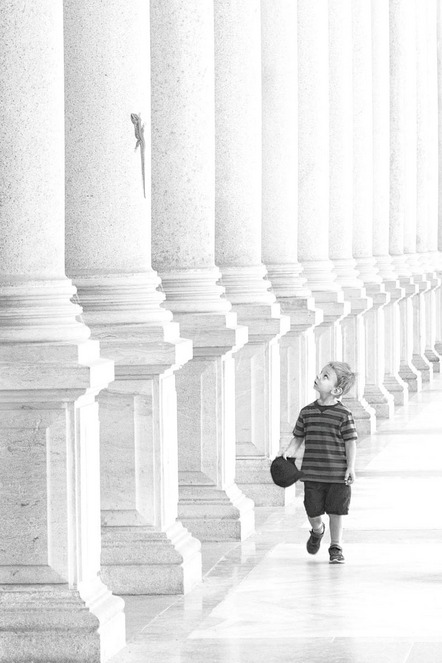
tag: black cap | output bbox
[270,456,304,488]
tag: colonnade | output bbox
[1,1,441,661]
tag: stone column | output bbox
[297,0,351,422]
[350,0,392,422]
[64,0,202,594]
[214,0,290,506]
[327,0,375,434]
[389,0,422,392]
[371,0,408,409]
[436,0,442,357]
[151,0,254,540]
[415,0,442,372]
[261,0,321,460]
[403,0,437,383]
[0,3,125,661]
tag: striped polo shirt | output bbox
[293,401,358,483]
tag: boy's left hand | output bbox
[344,468,356,485]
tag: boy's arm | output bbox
[282,436,304,459]
[344,438,357,484]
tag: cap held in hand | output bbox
[270,456,304,488]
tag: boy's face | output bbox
[314,365,341,397]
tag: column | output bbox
[371,0,407,409]
[351,0,392,422]
[297,1,350,406]
[261,0,321,460]
[328,0,375,433]
[416,0,441,372]
[214,0,290,507]
[64,0,202,594]
[436,0,442,357]
[406,0,437,382]
[0,3,124,661]
[151,0,254,541]
[389,0,422,392]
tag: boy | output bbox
[283,362,357,564]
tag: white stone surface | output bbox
[261,0,299,272]
[390,0,415,259]
[297,0,329,265]
[214,0,262,268]
[0,2,65,280]
[329,0,353,265]
[150,0,216,271]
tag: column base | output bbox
[411,353,433,383]
[363,385,395,419]
[178,477,255,541]
[342,397,376,435]
[399,361,422,392]
[235,456,298,506]
[383,373,409,406]
[101,521,202,595]
[278,295,323,332]
[425,348,441,373]
[313,292,351,326]
[0,580,125,663]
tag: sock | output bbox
[313,523,324,535]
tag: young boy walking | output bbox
[283,361,357,564]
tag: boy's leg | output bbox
[304,482,326,554]
[308,515,324,534]
[306,516,325,554]
[329,513,344,547]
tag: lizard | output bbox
[130,113,146,198]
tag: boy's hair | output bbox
[326,361,356,396]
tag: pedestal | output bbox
[0,339,125,662]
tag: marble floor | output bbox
[109,375,442,663]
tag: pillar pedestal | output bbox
[406,260,433,383]
[0,337,125,662]
[159,270,255,541]
[220,268,290,507]
[419,256,442,372]
[363,285,395,418]
[68,274,203,596]
[390,258,422,392]
[375,266,409,406]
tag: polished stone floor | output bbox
[110,375,442,663]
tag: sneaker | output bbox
[306,524,325,554]
[329,545,345,564]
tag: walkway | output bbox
[110,376,442,663]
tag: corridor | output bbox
[110,376,442,663]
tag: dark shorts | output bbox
[303,481,351,517]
